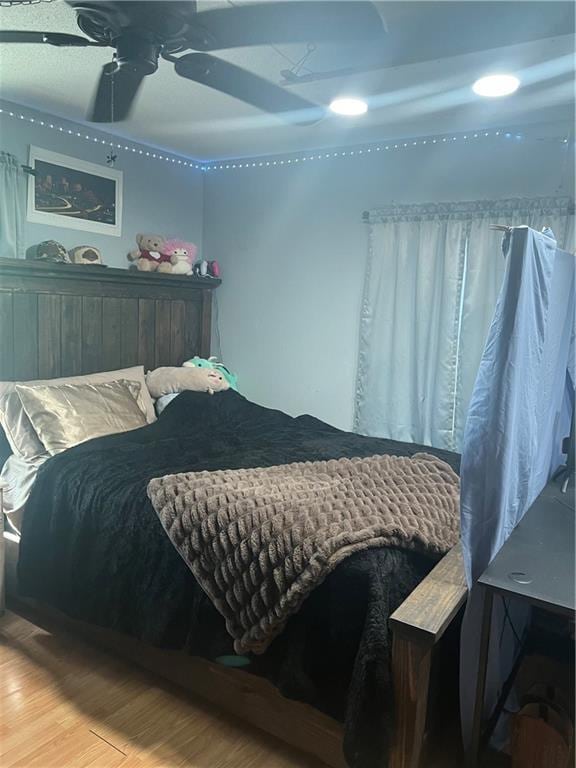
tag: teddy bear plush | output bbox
[162,238,198,276]
[128,233,172,272]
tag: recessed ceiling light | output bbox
[472,74,520,98]
[329,97,368,116]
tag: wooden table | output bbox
[467,479,575,767]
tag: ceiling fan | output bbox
[0,1,386,124]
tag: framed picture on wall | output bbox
[27,146,123,237]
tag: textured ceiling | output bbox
[0,1,574,159]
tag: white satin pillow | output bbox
[16,379,148,456]
[0,365,155,460]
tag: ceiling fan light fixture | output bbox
[329,97,368,116]
[472,74,520,98]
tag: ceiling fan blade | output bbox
[89,62,146,123]
[174,53,324,124]
[189,2,385,51]
[0,30,101,46]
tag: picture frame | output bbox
[27,146,123,237]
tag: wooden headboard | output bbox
[0,258,220,381]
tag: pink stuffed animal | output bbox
[162,238,198,276]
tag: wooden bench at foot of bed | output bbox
[3,532,467,768]
[390,544,467,768]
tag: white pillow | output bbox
[16,379,148,456]
[0,365,156,460]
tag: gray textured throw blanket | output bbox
[147,453,460,654]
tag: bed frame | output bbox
[0,257,218,378]
[0,257,468,768]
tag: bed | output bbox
[0,257,468,768]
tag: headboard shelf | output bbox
[0,257,217,381]
[0,257,220,299]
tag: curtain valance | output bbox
[363,196,574,224]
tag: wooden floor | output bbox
[0,610,507,768]
[0,610,327,768]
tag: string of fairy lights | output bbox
[0,106,205,170]
[202,131,571,172]
[0,105,571,175]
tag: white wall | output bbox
[204,122,574,430]
[0,101,204,268]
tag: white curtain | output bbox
[355,198,574,451]
[0,152,26,260]
[354,204,468,450]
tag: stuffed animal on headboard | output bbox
[128,233,172,272]
[183,356,238,391]
[162,239,198,276]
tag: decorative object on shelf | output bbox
[192,260,207,278]
[127,233,201,275]
[192,260,220,278]
[30,240,71,263]
[183,356,238,391]
[162,238,198,275]
[127,233,170,272]
[68,245,103,265]
[27,146,123,237]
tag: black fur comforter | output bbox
[18,390,460,767]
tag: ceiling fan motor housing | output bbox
[114,34,160,75]
[67,1,200,53]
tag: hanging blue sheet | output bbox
[459,226,575,743]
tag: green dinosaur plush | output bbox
[183,356,239,391]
